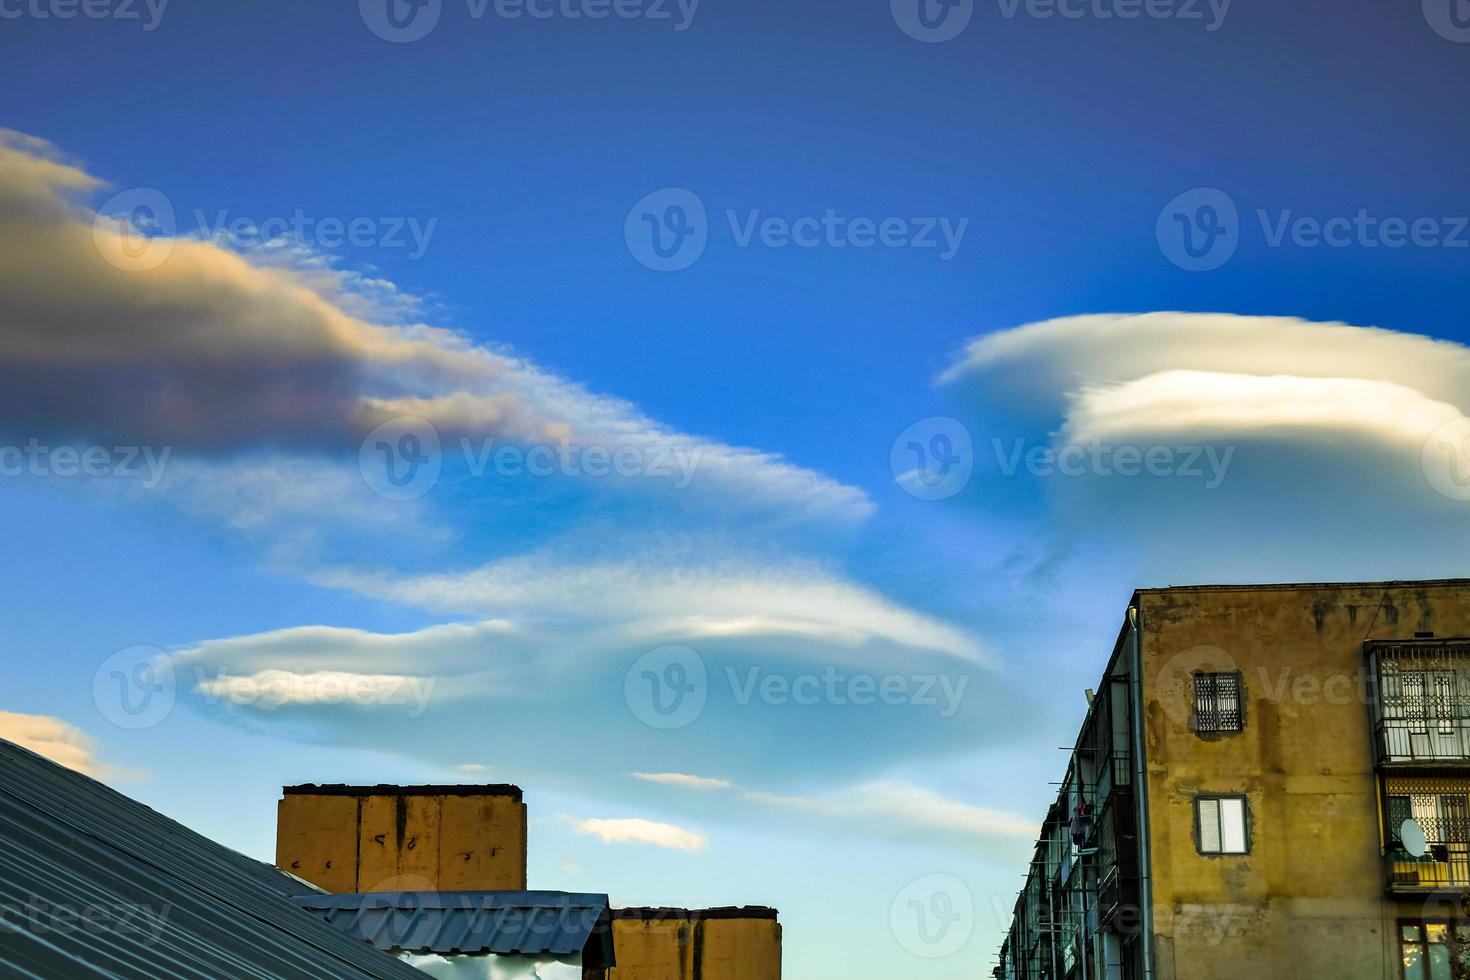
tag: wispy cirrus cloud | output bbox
[316,550,988,664]
[627,769,1035,846]
[631,772,733,791]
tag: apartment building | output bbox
[994,579,1470,980]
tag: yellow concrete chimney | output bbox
[593,907,781,980]
[275,784,526,893]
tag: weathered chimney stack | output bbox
[275,784,527,893]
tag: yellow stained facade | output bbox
[1138,580,1470,979]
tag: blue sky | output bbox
[1,2,1469,976]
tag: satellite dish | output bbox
[1402,819,1429,859]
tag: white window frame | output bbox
[1196,795,1249,855]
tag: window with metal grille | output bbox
[1196,796,1249,855]
[1192,672,1243,734]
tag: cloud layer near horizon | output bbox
[0,710,137,780]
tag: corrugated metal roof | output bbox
[293,891,611,958]
[0,738,426,980]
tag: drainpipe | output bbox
[1128,605,1156,980]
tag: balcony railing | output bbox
[1377,718,1470,765]
[1388,842,1470,892]
[1369,640,1470,765]
[1383,780,1470,892]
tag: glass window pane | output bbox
[1221,799,1247,853]
[1428,943,1451,980]
[1198,799,1221,853]
[1404,923,1424,942]
[1404,942,1425,979]
[1390,797,1413,845]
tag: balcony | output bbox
[1383,776,1470,893]
[1368,640,1470,766]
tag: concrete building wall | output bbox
[276,785,526,893]
[1137,581,1470,979]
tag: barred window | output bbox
[1192,672,1243,734]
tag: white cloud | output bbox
[193,669,439,713]
[0,128,869,522]
[631,772,733,791]
[939,312,1470,585]
[573,816,709,853]
[742,780,1036,842]
[1061,370,1460,447]
[940,312,1470,416]
[320,553,988,664]
[0,710,141,781]
[178,619,525,675]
